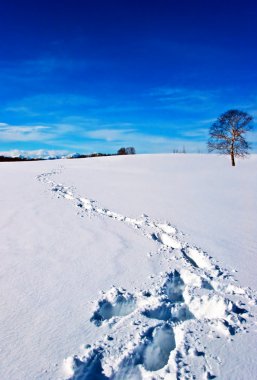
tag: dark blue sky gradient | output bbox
[0,0,256,154]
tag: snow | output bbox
[157,233,182,249]
[0,154,256,380]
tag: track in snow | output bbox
[37,168,257,380]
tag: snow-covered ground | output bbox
[0,154,256,380]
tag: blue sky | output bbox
[0,0,256,155]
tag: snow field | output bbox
[1,154,257,380]
[37,166,257,380]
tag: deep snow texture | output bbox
[0,154,256,380]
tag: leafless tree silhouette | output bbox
[208,110,253,166]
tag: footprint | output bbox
[66,349,108,380]
[155,223,176,235]
[114,323,176,376]
[157,233,182,249]
[142,302,194,323]
[160,270,185,303]
[90,288,136,326]
[142,303,172,321]
[142,323,176,371]
[170,304,194,323]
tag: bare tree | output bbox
[117,147,126,155]
[117,147,136,155]
[125,147,136,154]
[208,110,253,166]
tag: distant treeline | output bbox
[0,153,113,162]
[0,156,43,162]
[0,147,136,162]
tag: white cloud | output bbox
[0,123,54,141]
[0,121,80,143]
[0,120,210,154]
[0,123,54,142]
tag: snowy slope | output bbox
[0,154,256,380]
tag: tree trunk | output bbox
[231,151,235,166]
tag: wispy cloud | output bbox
[0,121,82,145]
[85,128,135,142]
[0,123,54,141]
[248,130,257,143]
[82,127,207,153]
[0,119,210,154]
[150,87,210,100]
[92,104,144,114]
[181,128,209,138]
[149,87,216,111]
[4,106,38,116]
[198,118,217,125]
[0,57,90,81]
[5,93,97,114]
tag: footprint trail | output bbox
[37,168,257,380]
